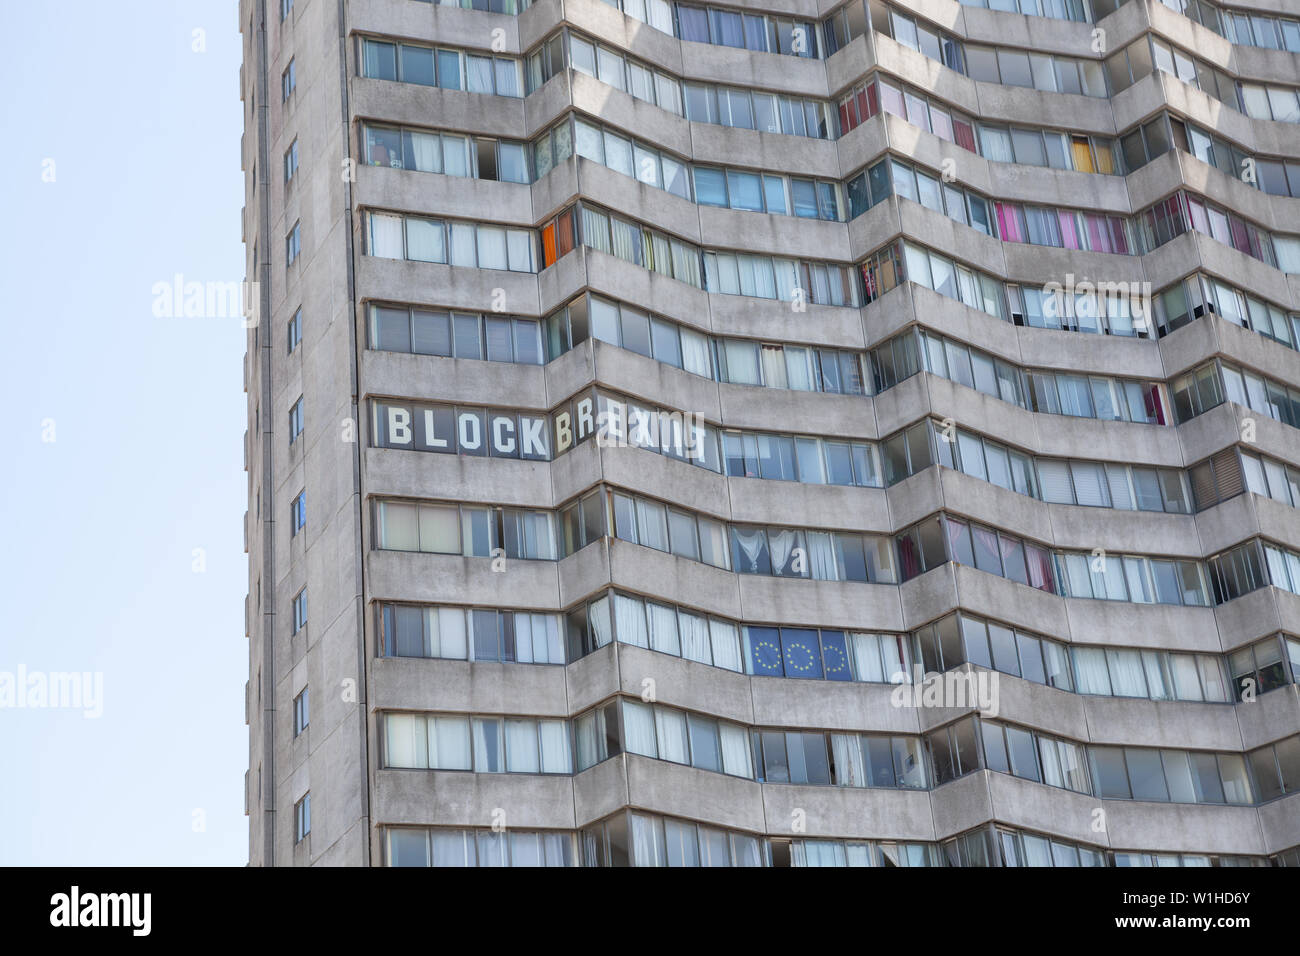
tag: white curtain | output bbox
[431,831,473,867]
[732,528,765,572]
[441,135,469,177]
[720,722,752,778]
[1197,656,1227,702]
[1071,462,1110,506]
[472,718,503,772]
[710,620,742,672]
[636,500,669,551]
[785,348,813,391]
[806,531,839,580]
[589,596,612,648]
[881,635,909,683]
[1142,651,1169,700]
[773,258,800,302]
[427,607,464,660]
[408,131,441,173]
[630,814,665,867]
[655,708,689,764]
[664,819,699,866]
[680,328,712,377]
[513,614,533,664]
[851,633,884,682]
[385,714,426,768]
[1073,647,1112,695]
[647,603,680,656]
[646,0,674,34]
[760,345,787,389]
[1170,654,1203,701]
[369,213,405,259]
[429,715,470,770]
[476,226,508,271]
[466,55,493,92]
[450,223,477,267]
[723,340,759,384]
[831,734,865,787]
[539,720,570,773]
[622,701,658,757]
[678,611,710,663]
[614,594,648,648]
[768,530,795,575]
[1107,649,1147,697]
[405,218,445,263]
[505,719,539,773]
[1037,460,1075,503]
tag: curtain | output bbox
[429,716,471,770]
[588,596,612,648]
[581,207,611,255]
[630,814,665,867]
[1073,647,1112,695]
[1170,655,1203,700]
[773,258,800,302]
[476,227,508,270]
[407,132,440,172]
[733,527,767,572]
[385,714,425,768]
[831,734,865,787]
[540,720,570,773]
[431,831,473,867]
[433,607,467,659]
[512,613,534,664]
[472,718,503,772]
[403,219,444,265]
[760,345,787,389]
[806,531,839,580]
[622,701,658,757]
[465,55,493,92]
[647,602,680,656]
[1037,460,1075,503]
[1142,651,1169,700]
[610,218,642,265]
[369,213,405,258]
[851,633,884,682]
[883,634,904,681]
[505,719,539,773]
[614,594,648,648]
[768,530,795,575]
[680,328,711,377]
[710,620,743,672]
[720,723,752,777]
[654,708,689,763]
[679,611,710,663]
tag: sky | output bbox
[0,1,248,864]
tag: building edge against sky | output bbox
[240,0,1300,867]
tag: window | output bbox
[284,140,298,184]
[281,0,293,21]
[290,490,306,536]
[293,687,309,737]
[287,308,302,353]
[294,793,310,842]
[286,221,301,266]
[282,59,296,100]
[288,396,304,444]
[292,588,307,634]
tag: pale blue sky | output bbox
[0,1,248,864]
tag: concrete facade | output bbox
[241,0,1300,866]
